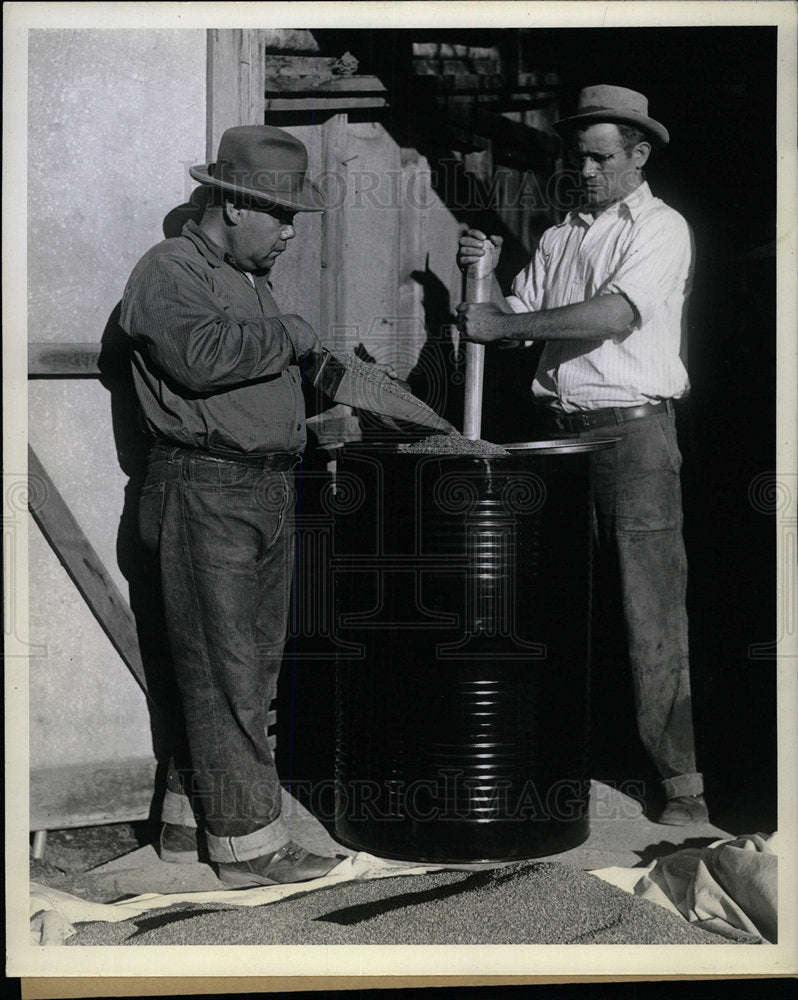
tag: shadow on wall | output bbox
[405,264,463,431]
[162,185,207,238]
[406,261,546,444]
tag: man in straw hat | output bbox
[120,125,342,886]
[456,85,707,826]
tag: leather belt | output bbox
[545,399,672,434]
[153,441,301,471]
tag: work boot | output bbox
[159,822,200,864]
[658,794,709,826]
[215,842,341,888]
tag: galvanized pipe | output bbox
[463,242,495,440]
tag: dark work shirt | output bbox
[120,220,306,455]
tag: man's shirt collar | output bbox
[571,181,652,227]
[181,220,270,290]
[181,219,226,268]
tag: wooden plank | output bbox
[242,30,267,127]
[319,114,348,344]
[264,54,338,76]
[27,342,128,377]
[264,75,387,95]
[27,446,161,718]
[28,343,101,375]
[207,29,236,158]
[312,113,357,444]
[30,759,157,829]
[265,95,387,111]
[207,29,268,156]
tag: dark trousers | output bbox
[584,411,703,799]
[139,444,296,862]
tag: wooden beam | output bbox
[207,29,268,156]
[27,445,162,719]
[263,54,339,78]
[264,74,387,96]
[472,108,557,154]
[265,95,387,112]
[28,342,105,376]
[319,114,348,343]
[30,759,157,830]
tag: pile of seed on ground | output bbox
[398,431,510,457]
[66,861,734,946]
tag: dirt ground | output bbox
[30,821,153,894]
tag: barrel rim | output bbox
[337,437,619,457]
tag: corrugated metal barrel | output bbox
[333,440,614,863]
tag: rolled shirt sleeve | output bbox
[599,209,694,331]
[505,243,548,314]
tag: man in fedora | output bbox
[120,125,341,886]
[456,85,707,826]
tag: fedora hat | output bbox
[189,125,324,212]
[554,85,669,148]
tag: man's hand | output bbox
[365,360,412,392]
[455,301,508,344]
[457,230,503,273]
[281,314,321,358]
[372,362,400,381]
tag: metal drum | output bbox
[333,439,615,863]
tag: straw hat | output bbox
[554,85,669,148]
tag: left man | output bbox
[120,125,340,887]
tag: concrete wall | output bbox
[28,29,206,774]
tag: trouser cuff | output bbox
[662,772,704,798]
[161,788,198,827]
[206,815,289,863]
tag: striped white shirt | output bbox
[505,182,694,412]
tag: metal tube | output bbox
[463,341,485,440]
[463,247,494,440]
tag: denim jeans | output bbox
[139,444,297,861]
[583,410,703,799]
